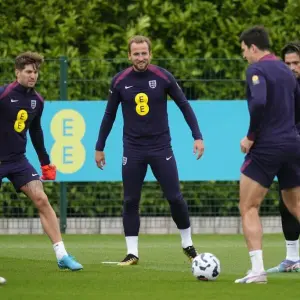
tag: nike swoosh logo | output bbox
[11,99,19,102]
[166,156,172,161]
[32,173,38,176]
[125,86,133,89]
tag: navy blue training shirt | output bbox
[246,54,300,143]
[0,81,50,165]
[96,64,203,151]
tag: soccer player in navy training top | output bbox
[0,52,82,271]
[95,36,204,265]
[267,42,300,273]
[235,27,300,284]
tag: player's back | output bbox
[247,58,299,144]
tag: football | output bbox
[192,253,221,281]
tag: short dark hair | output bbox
[15,51,44,70]
[239,26,270,51]
[281,41,300,60]
[128,35,152,53]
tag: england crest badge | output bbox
[31,100,37,109]
[149,80,157,89]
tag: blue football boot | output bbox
[267,259,300,273]
[57,254,83,271]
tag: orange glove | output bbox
[41,164,57,180]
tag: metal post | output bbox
[60,56,68,100]
[59,182,67,233]
[59,56,68,233]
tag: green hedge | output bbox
[0,0,293,216]
[0,181,280,218]
[0,0,300,99]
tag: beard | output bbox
[134,61,149,71]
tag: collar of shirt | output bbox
[14,81,35,95]
[259,53,279,61]
[131,67,151,78]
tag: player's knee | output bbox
[123,196,139,212]
[166,192,183,204]
[289,204,300,222]
[238,200,260,216]
[32,192,49,211]
[281,189,300,221]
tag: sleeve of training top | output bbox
[166,72,203,140]
[245,67,267,141]
[95,79,121,151]
[29,103,50,166]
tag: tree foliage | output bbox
[0,1,297,215]
[1,0,300,100]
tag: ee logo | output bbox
[50,109,86,174]
[135,93,149,116]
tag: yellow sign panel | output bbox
[50,109,86,174]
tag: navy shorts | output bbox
[241,141,300,190]
[0,157,40,192]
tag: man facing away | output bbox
[0,52,83,271]
[95,35,204,265]
[236,26,300,284]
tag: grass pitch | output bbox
[0,234,299,300]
